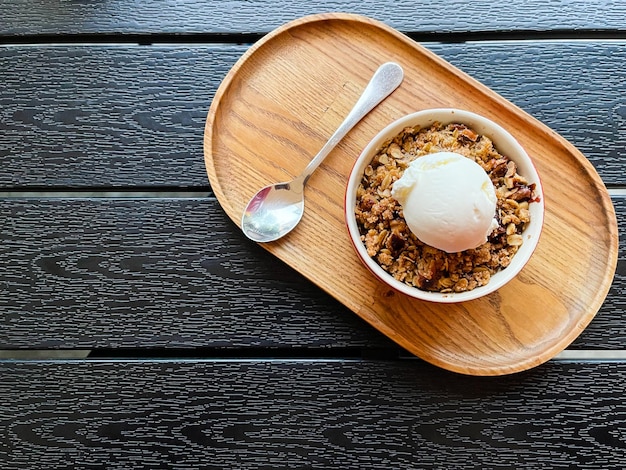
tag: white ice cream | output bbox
[391,151,498,253]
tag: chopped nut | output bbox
[458,127,478,142]
[509,186,533,201]
[454,278,469,292]
[388,143,404,160]
[380,173,392,191]
[506,223,517,236]
[505,161,517,178]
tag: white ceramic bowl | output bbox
[345,108,545,303]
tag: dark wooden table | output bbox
[1,1,625,468]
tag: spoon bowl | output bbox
[242,178,305,243]
[241,62,404,242]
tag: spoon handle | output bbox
[300,62,404,185]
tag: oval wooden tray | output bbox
[204,13,618,375]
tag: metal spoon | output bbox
[241,62,404,242]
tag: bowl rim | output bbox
[344,108,545,303]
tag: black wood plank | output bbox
[1,0,624,36]
[0,197,622,349]
[0,45,241,190]
[0,198,393,350]
[1,359,625,469]
[1,42,624,189]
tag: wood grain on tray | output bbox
[204,13,618,375]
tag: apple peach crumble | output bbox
[354,122,537,293]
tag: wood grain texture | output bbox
[1,0,624,35]
[0,197,623,350]
[0,45,241,189]
[1,41,625,188]
[205,14,618,375]
[1,359,625,469]
[0,198,393,350]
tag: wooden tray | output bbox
[204,13,618,375]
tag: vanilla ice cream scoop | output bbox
[391,151,498,253]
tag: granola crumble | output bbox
[354,122,536,293]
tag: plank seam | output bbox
[1,349,625,361]
[1,29,625,47]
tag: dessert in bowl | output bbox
[345,108,544,303]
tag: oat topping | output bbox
[354,122,536,293]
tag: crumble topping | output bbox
[355,122,536,293]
